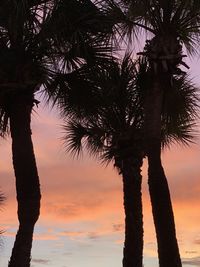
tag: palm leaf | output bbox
[161,74,199,147]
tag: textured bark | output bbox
[116,156,143,267]
[8,94,41,267]
[145,76,182,267]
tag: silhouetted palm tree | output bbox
[62,55,198,267]
[65,55,145,267]
[103,1,200,265]
[0,1,111,266]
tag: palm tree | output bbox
[62,54,198,267]
[103,1,200,265]
[0,1,111,266]
[65,55,145,267]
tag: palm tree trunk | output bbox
[117,156,143,267]
[148,141,182,267]
[145,77,182,267]
[8,94,41,267]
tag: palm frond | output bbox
[64,119,106,159]
[162,120,197,148]
[64,121,88,156]
[162,73,199,147]
[39,0,114,65]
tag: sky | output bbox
[0,58,200,267]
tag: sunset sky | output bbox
[0,57,200,267]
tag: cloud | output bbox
[59,231,84,237]
[182,256,200,266]
[112,223,124,232]
[88,232,99,240]
[145,242,155,247]
[115,239,123,244]
[52,203,79,217]
[59,230,100,240]
[185,251,198,254]
[62,252,73,256]
[40,187,123,224]
[33,232,58,241]
[4,231,16,238]
[32,258,50,264]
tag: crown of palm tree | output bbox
[63,54,199,164]
[106,0,200,47]
[104,0,200,73]
[0,0,113,135]
[65,55,144,161]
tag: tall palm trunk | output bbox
[8,93,41,267]
[116,155,143,267]
[145,76,182,267]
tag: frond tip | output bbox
[63,121,88,157]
